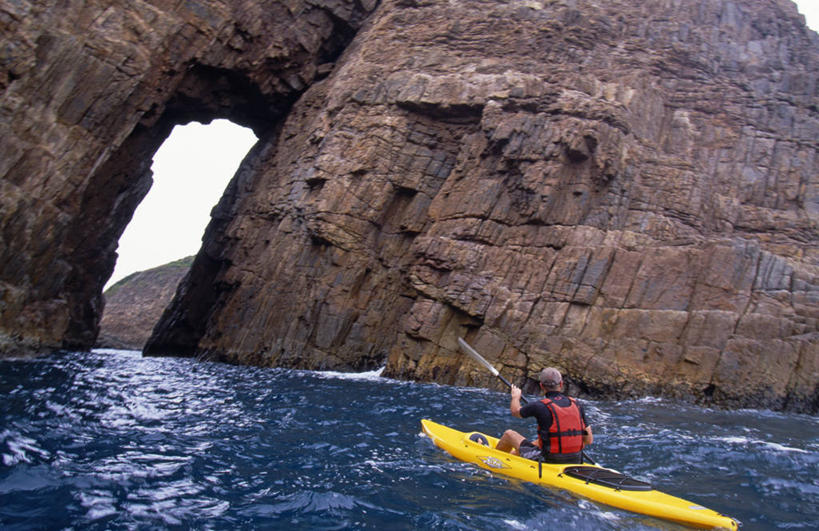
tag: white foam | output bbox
[715,436,808,453]
[717,436,750,444]
[614,395,666,407]
[91,348,141,357]
[634,396,666,404]
[597,510,623,521]
[762,441,808,454]
[313,366,385,381]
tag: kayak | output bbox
[421,419,739,530]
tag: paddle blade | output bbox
[457,337,499,376]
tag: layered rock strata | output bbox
[0,0,377,352]
[1,0,817,412]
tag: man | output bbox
[495,367,593,463]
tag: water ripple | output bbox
[0,350,816,530]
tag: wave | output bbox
[312,366,386,381]
[715,436,809,454]
[90,348,141,356]
[1,430,50,467]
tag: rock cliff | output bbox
[0,0,817,412]
[97,257,193,350]
[0,0,376,353]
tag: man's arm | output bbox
[510,385,523,418]
[583,425,593,446]
[579,403,593,445]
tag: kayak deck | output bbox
[421,419,738,530]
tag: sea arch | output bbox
[0,0,377,356]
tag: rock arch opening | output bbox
[97,120,257,351]
[106,120,258,290]
[62,64,293,351]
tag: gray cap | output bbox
[539,367,562,387]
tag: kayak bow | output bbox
[421,419,739,530]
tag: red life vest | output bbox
[535,395,586,455]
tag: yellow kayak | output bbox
[421,419,739,530]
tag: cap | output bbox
[539,367,562,387]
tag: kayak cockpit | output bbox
[561,466,653,491]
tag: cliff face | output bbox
[97,257,193,350]
[1,0,817,412]
[0,0,376,353]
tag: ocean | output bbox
[1,349,816,530]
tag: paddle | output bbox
[456,337,596,465]
[457,337,527,404]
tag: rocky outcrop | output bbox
[0,0,377,354]
[1,0,817,411]
[97,257,193,350]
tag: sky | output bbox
[105,120,257,289]
[795,0,818,30]
[104,2,818,291]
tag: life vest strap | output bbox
[544,429,586,438]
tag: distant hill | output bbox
[96,257,194,350]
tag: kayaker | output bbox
[495,367,593,463]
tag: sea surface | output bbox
[1,349,817,530]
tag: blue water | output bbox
[1,350,817,530]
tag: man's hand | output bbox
[510,385,522,417]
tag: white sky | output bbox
[105,119,256,289]
[795,0,818,30]
[104,2,817,291]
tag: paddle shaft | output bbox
[457,338,527,404]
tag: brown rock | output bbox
[0,0,817,412]
[97,257,193,350]
[0,0,377,354]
